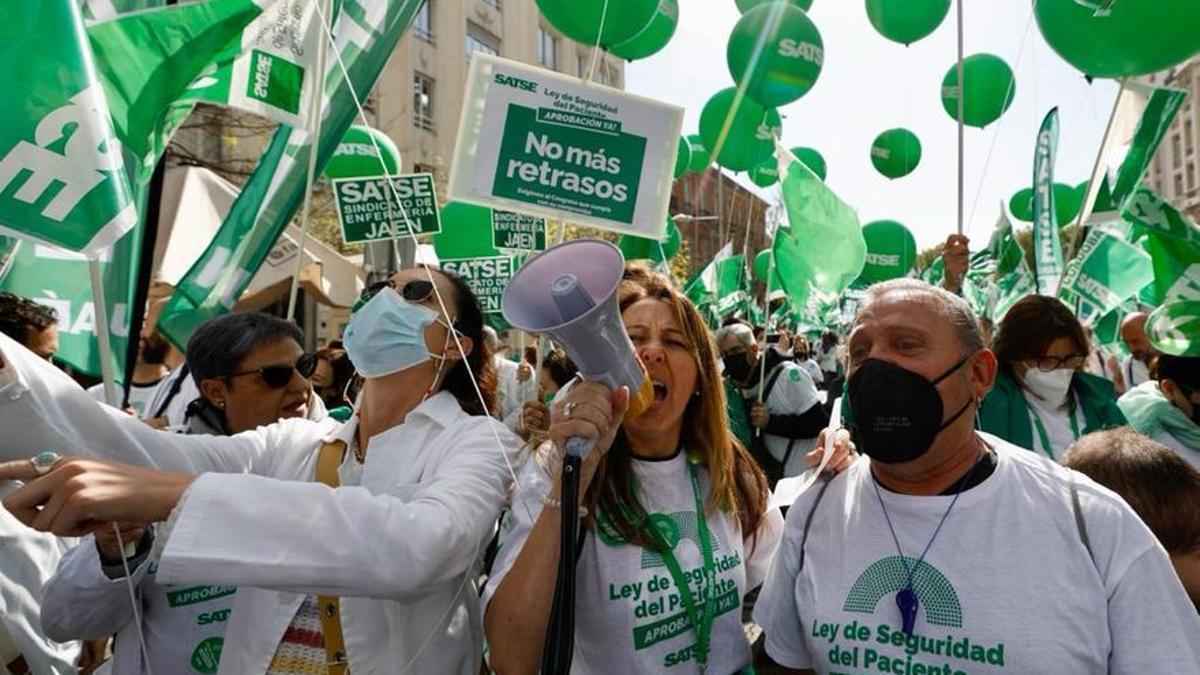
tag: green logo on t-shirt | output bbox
[190,636,224,673]
[843,555,963,627]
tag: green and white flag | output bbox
[80,0,164,22]
[773,146,865,309]
[685,242,733,313]
[992,262,1037,323]
[1032,108,1063,295]
[1058,221,1155,321]
[985,206,1024,278]
[1123,185,1200,306]
[0,0,137,255]
[158,0,424,349]
[178,0,325,130]
[87,0,265,181]
[1146,301,1200,357]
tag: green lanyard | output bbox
[640,461,718,673]
[1027,397,1081,459]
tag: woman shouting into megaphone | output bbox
[485,263,851,674]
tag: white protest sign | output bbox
[447,53,682,239]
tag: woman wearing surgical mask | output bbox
[484,263,790,674]
[0,267,520,674]
[978,295,1126,461]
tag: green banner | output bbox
[1111,86,1188,207]
[158,0,424,350]
[492,210,546,252]
[0,0,137,254]
[1146,301,1200,357]
[439,256,520,315]
[1058,223,1155,319]
[332,174,440,244]
[1032,108,1063,295]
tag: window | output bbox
[1174,172,1184,196]
[413,73,434,132]
[578,54,589,78]
[413,0,433,43]
[1189,164,1196,191]
[481,0,500,8]
[1187,120,1195,155]
[414,162,436,177]
[596,65,612,86]
[1172,134,1182,168]
[465,22,499,63]
[538,27,557,70]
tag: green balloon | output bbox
[790,146,826,181]
[674,136,691,179]
[727,2,824,108]
[1147,301,1200,356]
[865,0,950,45]
[324,126,401,179]
[870,128,921,179]
[536,0,659,48]
[687,134,711,172]
[749,159,780,187]
[941,54,1015,128]
[735,0,812,12]
[618,218,681,262]
[1009,188,1034,221]
[698,88,782,172]
[1035,0,1200,78]
[609,0,678,61]
[1053,183,1082,227]
[859,220,917,284]
[433,202,499,260]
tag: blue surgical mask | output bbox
[343,287,445,378]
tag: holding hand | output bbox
[805,428,857,476]
[94,522,146,564]
[516,361,534,383]
[749,401,770,429]
[518,400,551,439]
[942,234,970,293]
[0,456,194,538]
[548,381,630,490]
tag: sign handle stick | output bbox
[88,257,118,407]
[955,0,965,236]
[755,245,777,438]
[286,0,333,321]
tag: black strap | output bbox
[1069,473,1096,566]
[151,364,189,419]
[797,476,834,572]
[761,363,787,405]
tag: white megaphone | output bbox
[502,239,655,457]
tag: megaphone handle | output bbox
[564,436,593,459]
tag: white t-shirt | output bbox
[818,347,839,374]
[800,359,824,386]
[1022,391,1085,462]
[754,435,1200,673]
[745,362,822,478]
[86,379,163,418]
[484,450,784,674]
[1122,356,1150,390]
[144,365,199,426]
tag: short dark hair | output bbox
[1156,355,1200,391]
[994,295,1088,382]
[186,313,303,384]
[541,348,578,389]
[1064,428,1200,554]
[0,292,58,346]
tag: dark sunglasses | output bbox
[360,279,436,304]
[226,353,319,389]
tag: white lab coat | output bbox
[0,332,520,674]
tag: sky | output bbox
[625,1,1122,251]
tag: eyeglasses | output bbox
[1029,354,1087,372]
[360,278,436,304]
[225,353,318,389]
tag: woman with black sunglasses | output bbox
[0,266,519,675]
[39,312,327,675]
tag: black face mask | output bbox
[723,353,754,383]
[848,356,974,464]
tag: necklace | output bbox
[870,445,985,636]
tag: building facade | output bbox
[371,0,626,190]
[670,169,771,280]
[1141,56,1200,221]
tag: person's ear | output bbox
[1159,380,1186,409]
[198,378,228,408]
[444,335,473,363]
[970,349,999,400]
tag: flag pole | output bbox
[755,242,777,438]
[955,0,965,235]
[287,0,333,321]
[88,257,118,406]
[1065,79,1127,262]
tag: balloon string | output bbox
[965,7,1034,232]
[585,0,610,84]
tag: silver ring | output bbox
[565,401,577,418]
[30,451,61,476]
